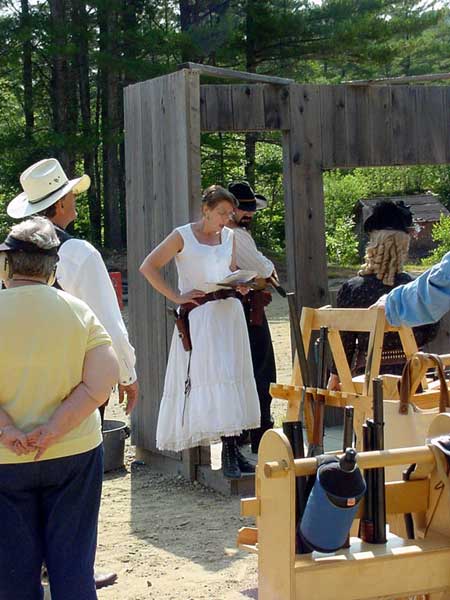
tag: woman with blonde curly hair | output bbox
[359,228,411,286]
[328,200,437,391]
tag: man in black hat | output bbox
[228,181,277,453]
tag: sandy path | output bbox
[93,294,290,599]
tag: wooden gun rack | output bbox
[238,414,450,600]
[270,306,436,447]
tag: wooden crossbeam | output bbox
[179,62,294,85]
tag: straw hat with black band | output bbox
[7,158,90,219]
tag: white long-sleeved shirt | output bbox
[233,227,274,278]
[56,238,137,385]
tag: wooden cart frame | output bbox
[239,414,450,600]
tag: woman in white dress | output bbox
[140,185,260,478]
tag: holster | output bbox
[172,307,192,352]
[244,290,272,326]
[171,289,241,352]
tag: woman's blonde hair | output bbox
[358,229,410,286]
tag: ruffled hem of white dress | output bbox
[156,378,261,452]
[156,422,260,453]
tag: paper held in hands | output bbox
[206,270,257,290]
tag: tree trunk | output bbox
[48,0,78,174]
[20,0,34,143]
[119,0,142,244]
[71,0,102,245]
[244,0,258,187]
[245,132,257,187]
[98,0,123,249]
[179,0,191,34]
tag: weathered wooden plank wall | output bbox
[320,85,347,167]
[124,69,201,467]
[200,84,290,131]
[200,83,450,168]
[124,78,149,450]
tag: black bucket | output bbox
[102,419,130,472]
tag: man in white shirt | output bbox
[228,181,277,453]
[7,157,138,589]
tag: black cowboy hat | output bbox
[364,200,413,234]
[228,181,268,212]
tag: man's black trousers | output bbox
[245,309,276,453]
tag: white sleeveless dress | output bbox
[156,224,260,452]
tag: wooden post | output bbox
[258,430,296,600]
[283,84,329,312]
[124,69,201,479]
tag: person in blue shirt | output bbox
[382,251,450,328]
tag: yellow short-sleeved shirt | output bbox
[0,285,112,464]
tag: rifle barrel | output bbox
[343,406,354,451]
[286,293,311,387]
[360,422,374,543]
[372,378,387,544]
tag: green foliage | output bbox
[252,140,285,254]
[326,216,359,265]
[422,215,450,265]
[322,170,367,265]
[352,165,447,197]
[323,170,369,229]
[201,133,286,252]
[323,165,450,266]
[0,0,448,254]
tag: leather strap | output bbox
[399,353,449,414]
[180,289,240,315]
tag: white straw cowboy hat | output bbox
[7,158,91,219]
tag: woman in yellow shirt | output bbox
[0,217,119,600]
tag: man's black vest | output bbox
[53,225,72,290]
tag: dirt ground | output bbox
[93,293,291,600]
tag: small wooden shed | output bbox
[354,194,450,259]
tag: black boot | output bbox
[250,421,274,454]
[221,437,241,479]
[236,445,256,474]
[236,429,250,447]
